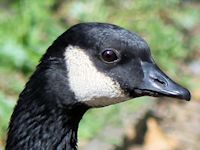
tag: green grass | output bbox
[79,98,151,141]
[0,93,15,143]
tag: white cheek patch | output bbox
[64,45,129,107]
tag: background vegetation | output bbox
[0,0,199,148]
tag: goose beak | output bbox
[133,62,191,101]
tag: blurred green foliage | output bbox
[0,0,64,73]
[0,0,199,147]
[0,92,14,140]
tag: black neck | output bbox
[6,103,87,150]
[6,58,89,150]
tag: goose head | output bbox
[42,23,191,108]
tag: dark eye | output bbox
[100,49,120,63]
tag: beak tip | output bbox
[184,90,191,101]
[179,88,191,101]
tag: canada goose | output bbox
[6,23,190,150]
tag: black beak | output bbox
[134,62,191,101]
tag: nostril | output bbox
[151,77,166,88]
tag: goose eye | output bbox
[101,49,120,63]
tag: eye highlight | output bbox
[100,49,120,63]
